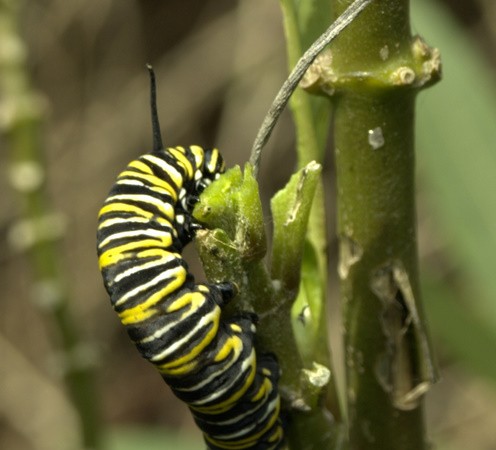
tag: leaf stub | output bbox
[271,161,322,297]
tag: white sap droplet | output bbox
[368,127,385,150]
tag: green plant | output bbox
[194,0,442,448]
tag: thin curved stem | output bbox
[249,0,374,178]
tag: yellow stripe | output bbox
[204,398,281,449]
[98,203,153,220]
[214,335,243,363]
[189,145,205,169]
[98,228,173,250]
[167,147,194,179]
[160,359,198,376]
[158,308,220,373]
[120,307,157,324]
[103,194,173,219]
[165,291,206,313]
[99,239,162,269]
[190,353,256,414]
[128,159,153,174]
[267,426,284,444]
[205,147,219,173]
[98,216,148,229]
[142,154,184,187]
[98,215,172,231]
[250,377,271,402]
[117,171,178,200]
[118,268,187,325]
[137,248,180,259]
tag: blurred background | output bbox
[0,0,495,449]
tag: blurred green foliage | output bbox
[414,0,496,385]
[105,427,202,450]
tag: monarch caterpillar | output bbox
[96,66,284,450]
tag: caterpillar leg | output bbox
[214,281,238,306]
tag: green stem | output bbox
[336,92,428,450]
[320,0,440,448]
[279,0,337,422]
[0,2,102,448]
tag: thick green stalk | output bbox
[311,0,440,448]
[0,1,102,448]
[335,92,429,450]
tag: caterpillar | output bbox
[96,66,284,450]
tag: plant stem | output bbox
[336,92,428,450]
[0,1,102,448]
[319,0,440,448]
[275,2,374,446]
[278,2,337,431]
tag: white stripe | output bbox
[189,349,255,406]
[142,154,182,183]
[117,178,175,197]
[150,306,217,361]
[138,295,211,344]
[99,228,172,248]
[114,265,184,307]
[99,216,149,229]
[174,340,243,392]
[106,194,174,218]
[117,179,144,186]
[114,253,178,284]
[209,396,279,440]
